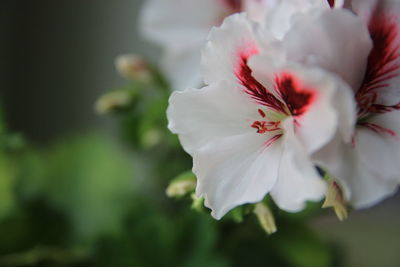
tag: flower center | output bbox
[250,109,284,146]
[274,73,315,117]
[234,45,316,147]
[235,52,316,117]
[251,120,281,134]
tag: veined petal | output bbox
[167,80,258,154]
[194,132,282,219]
[283,8,372,91]
[249,54,356,153]
[357,110,400,182]
[201,13,268,85]
[271,118,326,212]
[352,0,400,107]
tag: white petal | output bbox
[140,0,230,91]
[201,13,266,85]
[349,168,398,209]
[331,76,357,143]
[352,0,400,106]
[139,0,224,50]
[242,0,275,23]
[271,118,326,212]
[261,0,329,40]
[358,110,400,182]
[312,134,353,202]
[194,132,282,219]
[350,127,400,208]
[283,8,372,91]
[167,80,258,154]
[160,47,202,91]
[287,67,354,153]
[351,0,380,23]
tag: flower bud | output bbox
[253,202,277,235]
[95,90,131,115]
[190,193,205,212]
[141,129,162,149]
[166,172,197,198]
[115,54,152,82]
[322,180,348,221]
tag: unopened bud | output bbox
[190,193,205,212]
[322,180,348,221]
[141,129,162,148]
[253,202,277,235]
[95,90,131,114]
[115,54,152,82]
[166,172,196,198]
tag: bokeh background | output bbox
[0,1,399,267]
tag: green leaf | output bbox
[42,134,137,242]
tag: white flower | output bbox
[140,0,273,91]
[311,0,400,208]
[167,14,355,219]
[139,0,332,91]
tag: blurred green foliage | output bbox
[0,154,17,221]
[0,63,340,266]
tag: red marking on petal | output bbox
[356,6,400,115]
[221,0,243,12]
[368,102,400,113]
[235,46,287,113]
[263,134,282,148]
[274,73,316,116]
[351,134,356,148]
[327,0,335,8]
[359,122,397,138]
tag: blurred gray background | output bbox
[0,0,157,142]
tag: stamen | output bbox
[258,109,266,118]
[251,121,281,134]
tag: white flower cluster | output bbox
[141,0,400,219]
